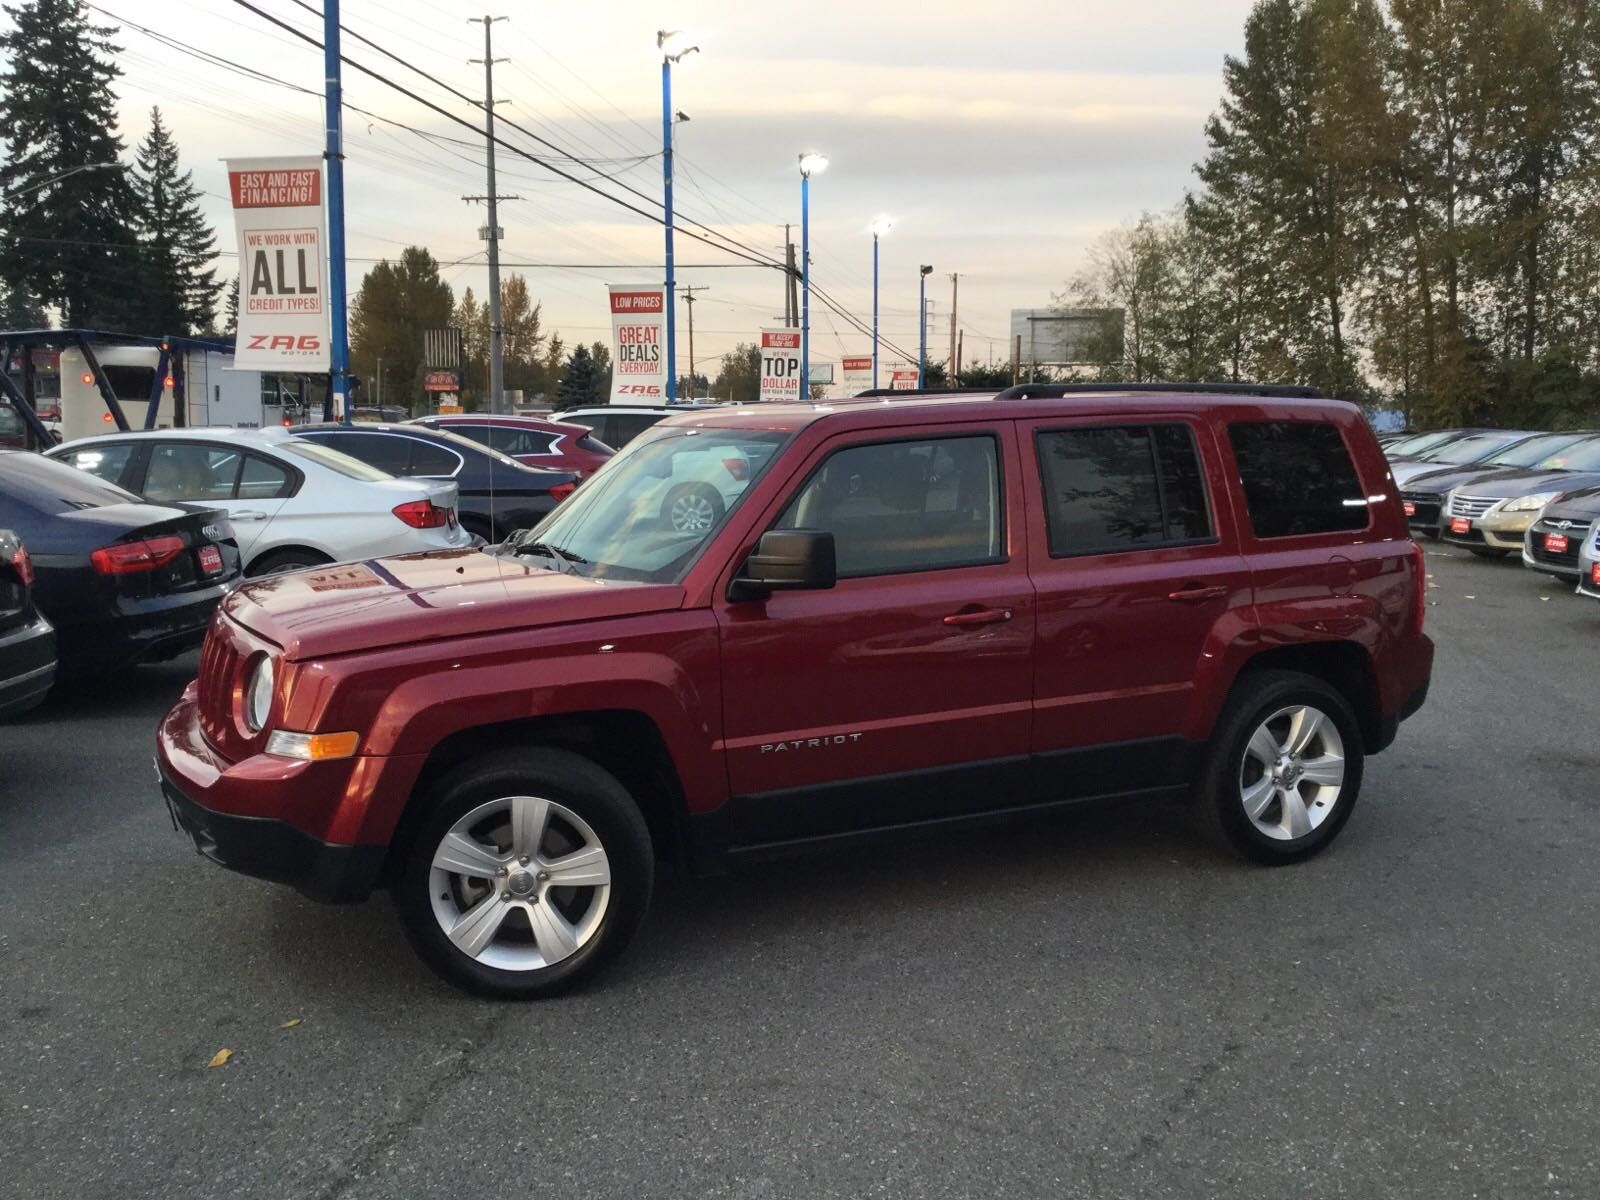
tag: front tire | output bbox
[1197,670,1364,865]
[394,748,654,999]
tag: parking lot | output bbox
[2,543,1597,1199]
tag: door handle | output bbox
[943,607,1013,627]
[1167,584,1228,604]
[231,510,268,522]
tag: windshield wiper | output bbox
[516,539,588,573]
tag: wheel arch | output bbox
[1221,641,1383,753]
[244,543,336,575]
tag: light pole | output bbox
[870,216,894,390]
[798,152,828,400]
[918,264,933,387]
[2,161,118,204]
[659,30,699,405]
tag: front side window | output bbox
[774,435,1003,577]
[143,443,241,502]
[1229,421,1368,539]
[1036,424,1214,557]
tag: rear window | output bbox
[576,434,613,455]
[0,447,140,512]
[1228,421,1369,538]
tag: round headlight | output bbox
[245,655,275,733]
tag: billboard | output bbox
[608,285,666,403]
[841,354,874,393]
[226,157,329,372]
[1009,307,1124,369]
[759,329,801,403]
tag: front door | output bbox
[715,424,1036,847]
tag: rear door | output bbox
[133,440,292,559]
[715,421,1037,846]
[1020,415,1254,787]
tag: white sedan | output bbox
[48,426,473,575]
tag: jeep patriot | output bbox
[157,385,1434,998]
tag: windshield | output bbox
[279,438,394,482]
[1388,430,1462,456]
[515,426,790,582]
[1490,432,1588,467]
[1538,437,1600,472]
[1420,432,1524,463]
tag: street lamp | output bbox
[918,264,933,387]
[798,152,828,400]
[3,161,119,203]
[869,216,894,390]
[658,30,699,404]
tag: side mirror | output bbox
[728,529,836,601]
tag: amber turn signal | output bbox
[264,730,361,761]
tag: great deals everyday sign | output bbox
[609,285,666,402]
[760,329,802,403]
[226,157,329,372]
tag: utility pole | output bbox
[784,226,799,328]
[323,0,351,423]
[956,330,963,382]
[681,285,708,400]
[948,273,959,387]
[467,16,512,413]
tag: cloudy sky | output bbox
[68,0,1256,377]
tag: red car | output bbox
[410,413,613,478]
[158,384,1433,999]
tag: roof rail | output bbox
[851,387,1004,398]
[996,382,1325,401]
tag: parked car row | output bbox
[1391,426,1600,601]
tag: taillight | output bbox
[10,545,34,588]
[1410,540,1427,634]
[722,457,749,482]
[391,499,450,529]
[90,535,186,575]
[550,482,577,503]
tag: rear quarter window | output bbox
[1228,421,1369,538]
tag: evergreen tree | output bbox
[0,280,47,328]
[556,343,605,409]
[129,107,220,335]
[348,247,454,414]
[222,276,239,336]
[710,343,761,403]
[589,341,612,399]
[0,0,142,329]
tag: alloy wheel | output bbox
[668,490,717,532]
[427,795,612,971]
[1238,704,1346,842]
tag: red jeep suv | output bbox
[157,385,1433,998]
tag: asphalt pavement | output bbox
[4,544,1599,1199]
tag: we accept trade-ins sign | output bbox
[226,156,330,372]
[608,286,666,402]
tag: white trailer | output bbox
[57,345,277,442]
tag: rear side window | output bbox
[1035,424,1214,557]
[775,434,1003,577]
[407,441,461,476]
[306,432,411,475]
[238,454,293,499]
[1228,421,1368,538]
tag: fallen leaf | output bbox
[279,1019,303,1030]
[207,1048,233,1069]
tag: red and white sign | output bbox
[1450,517,1472,535]
[888,367,920,391]
[226,156,330,372]
[608,285,666,403]
[424,371,460,393]
[841,354,875,394]
[760,329,802,403]
[1544,532,1570,554]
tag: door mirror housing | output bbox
[729,529,836,601]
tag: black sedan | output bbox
[0,450,241,677]
[290,423,576,542]
[0,526,55,719]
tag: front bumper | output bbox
[156,688,388,903]
[1441,509,1536,551]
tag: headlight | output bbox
[245,654,275,733]
[1502,491,1559,513]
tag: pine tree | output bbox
[348,247,454,413]
[0,0,142,329]
[222,276,239,336]
[556,344,605,409]
[129,107,220,335]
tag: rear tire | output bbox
[393,747,654,999]
[661,483,724,533]
[1196,669,1364,866]
[246,548,332,577]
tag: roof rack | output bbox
[996,382,1326,401]
[851,387,1004,398]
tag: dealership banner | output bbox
[608,285,666,403]
[759,329,802,403]
[889,366,920,391]
[226,157,330,372]
[841,354,874,393]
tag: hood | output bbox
[1400,462,1526,495]
[1539,485,1600,523]
[223,548,685,659]
[1443,466,1600,500]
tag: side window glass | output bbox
[144,444,241,502]
[238,454,292,499]
[310,433,410,475]
[1036,424,1214,556]
[1228,421,1367,538]
[68,443,134,486]
[775,435,1003,577]
[408,440,460,476]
